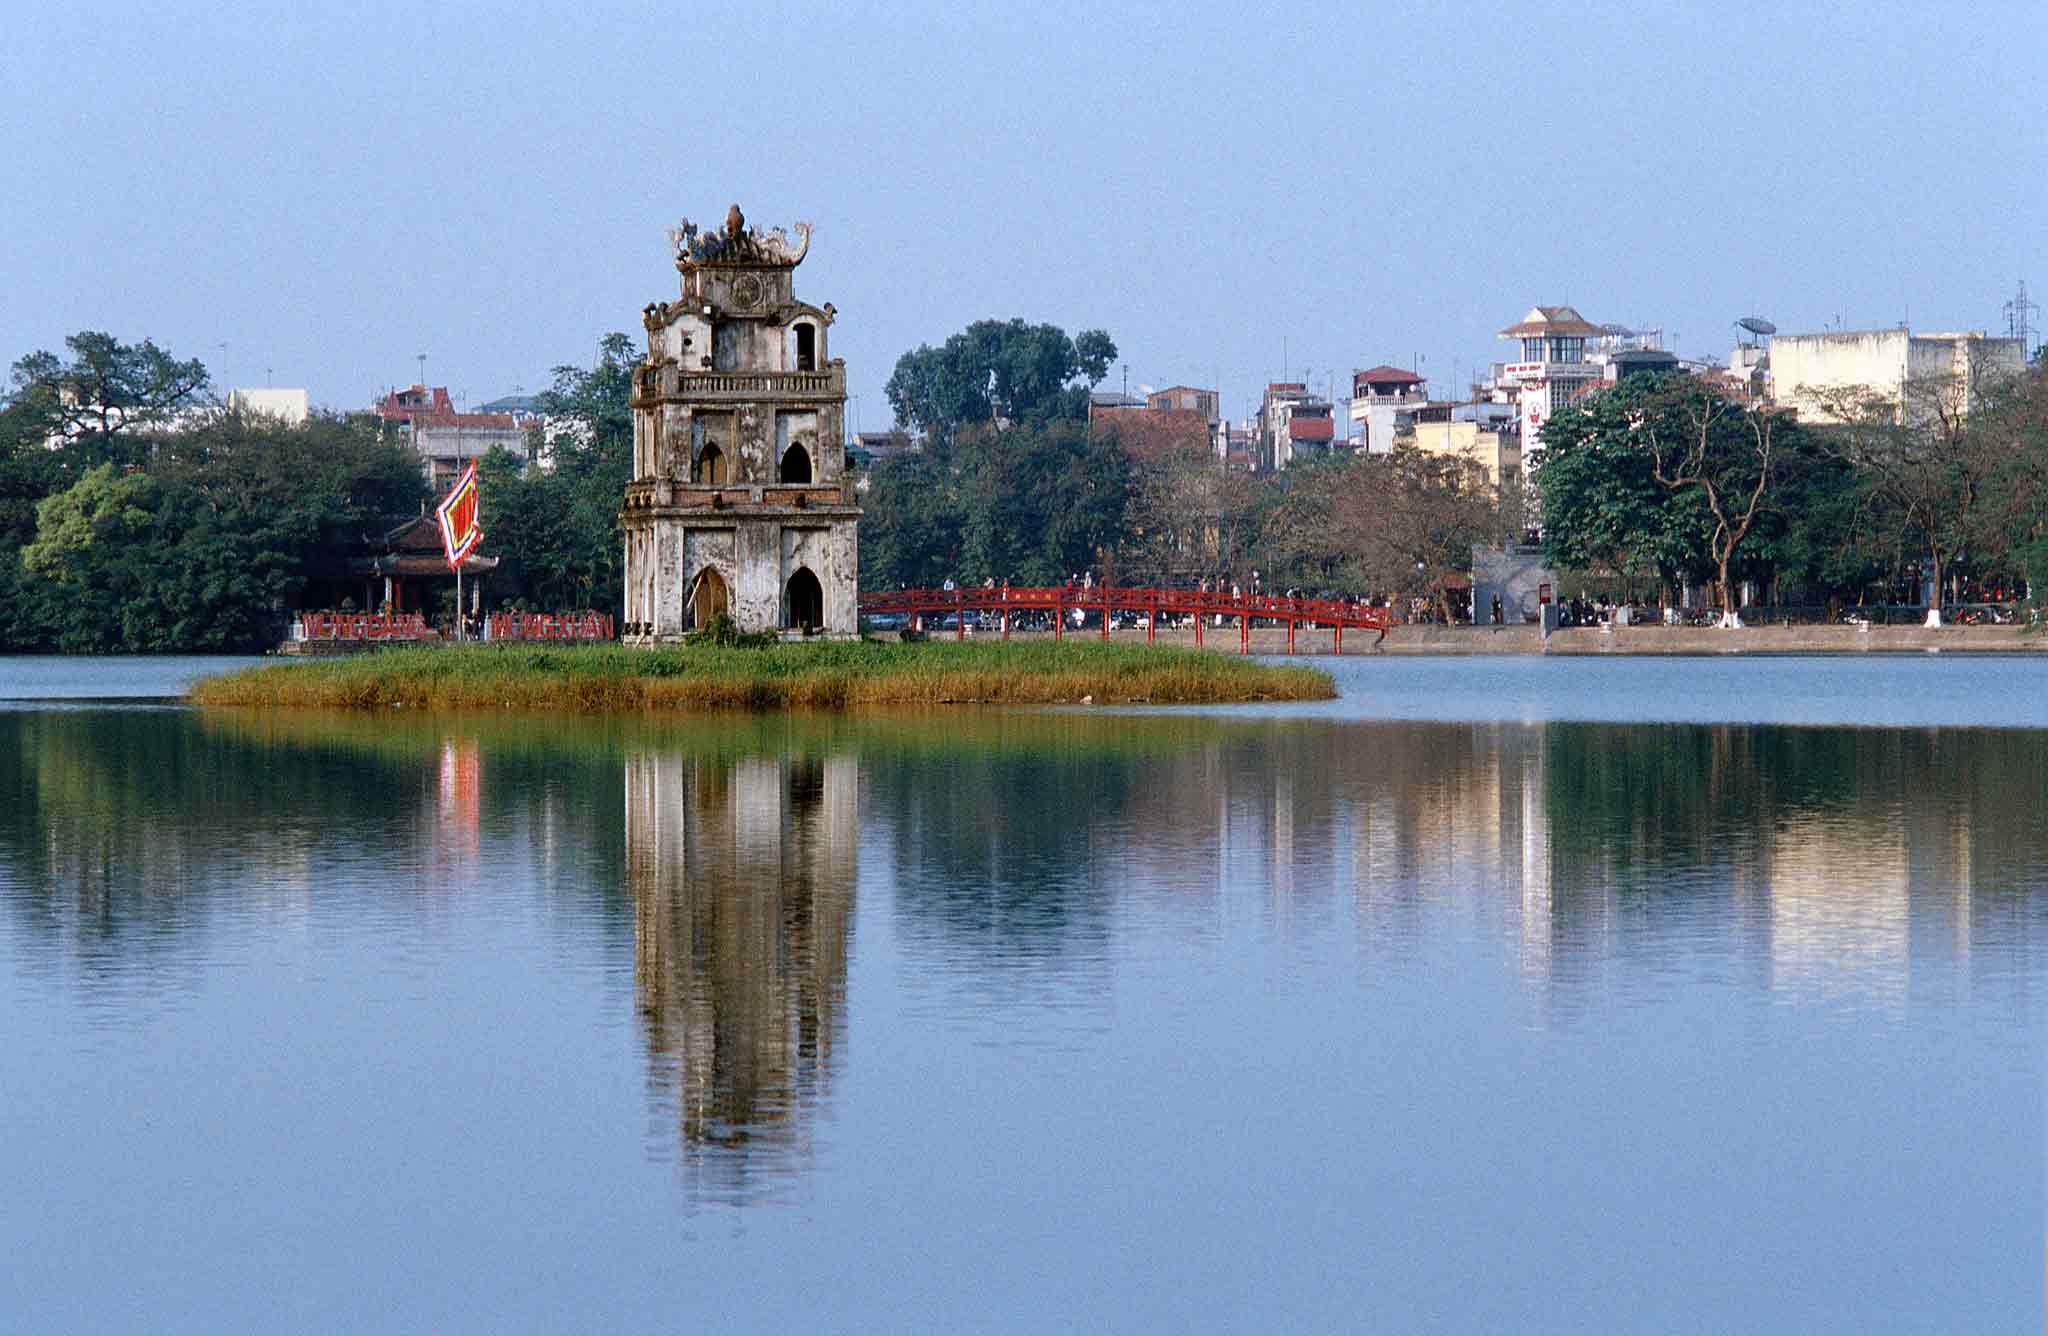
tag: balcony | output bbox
[622,478,855,513]
[635,364,846,404]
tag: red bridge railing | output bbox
[858,586,1394,654]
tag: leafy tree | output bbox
[1811,360,2016,619]
[479,332,639,613]
[7,331,210,445]
[1535,378,1717,605]
[20,464,160,651]
[1339,447,1504,620]
[1634,378,1802,623]
[858,449,961,590]
[1118,435,1251,586]
[857,420,1129,589]
[884,319,1116,449]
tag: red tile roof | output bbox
[1355,365,1425,384]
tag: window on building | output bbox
[793,323,816,371]
[780,442,813,484]
[694,443,726,484]
[713,322,742,371]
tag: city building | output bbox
[1145,385,1220,420]
[1146,385,1225,457]
[225,387,309,425]
[620,205,858,640]
[1410,417,1521,490]
[1090,401,1211,460]
[1495,305,1605,453]
[1770,327,2026,424]
[1348,365,1427,453]
[375,384,528,488]
[1258,382,1334,470]
[1222,424,1257,472]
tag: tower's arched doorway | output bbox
[779,442,813,484]
[688,567,730,628]
[784,567,824,632]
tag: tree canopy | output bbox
[475,332,638,612]
[7,331,211,445]
[859,420,1131,589]
[884,319,1116,448]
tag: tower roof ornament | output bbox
[669,205,812,271]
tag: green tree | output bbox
[20,464,160,651]
[1812,361,2016,620]
[486,332,639,613]
[856,420,1130,589]
[1535,377,1716,605]
[1633,378,1801,623]
[884,319,1116,449]
[8,331,211,446]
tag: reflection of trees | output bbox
[0,711,625,979]
[626,746,855,1199]
[1539,724,2048,1003]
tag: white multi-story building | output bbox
[1495,305,1604,454]
[225,387,310,425]
[1348,365,1427,454]
[1770,327,2025,424]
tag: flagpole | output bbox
[455,565,463,641]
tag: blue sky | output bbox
[5,0,2041,428]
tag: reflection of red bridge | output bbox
[858,586,1396,654]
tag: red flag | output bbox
[436,463,482,567]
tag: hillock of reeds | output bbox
[189,641,1335,712]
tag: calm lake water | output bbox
[2,655,2042,1332]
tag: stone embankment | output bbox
[966,623,2042,655]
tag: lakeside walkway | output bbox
[908,623,2044,655]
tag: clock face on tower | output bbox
[732,274,764,310]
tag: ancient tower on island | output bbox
[620,205,858,641]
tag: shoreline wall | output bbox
[947,623,2043,656]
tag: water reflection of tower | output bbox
[625,747,856,1194]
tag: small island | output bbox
[188,641,1335,712]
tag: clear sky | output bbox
[5,0,2042,429]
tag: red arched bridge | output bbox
[858,585,1395,654]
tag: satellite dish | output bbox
[1737,316,1777,336]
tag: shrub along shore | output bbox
[188,641,1335,711]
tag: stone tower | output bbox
[620,206,858,641]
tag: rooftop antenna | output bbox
[2005,279,2039,350]
[217,341,229,387]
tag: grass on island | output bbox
[188,639,1335,712]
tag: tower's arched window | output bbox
[779,442,813,485]
[793,322,817,371]
[694,443,725,484]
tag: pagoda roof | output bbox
[1499,305,1603,338]
[351,553,499,577]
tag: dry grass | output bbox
[189,641,1335,712]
